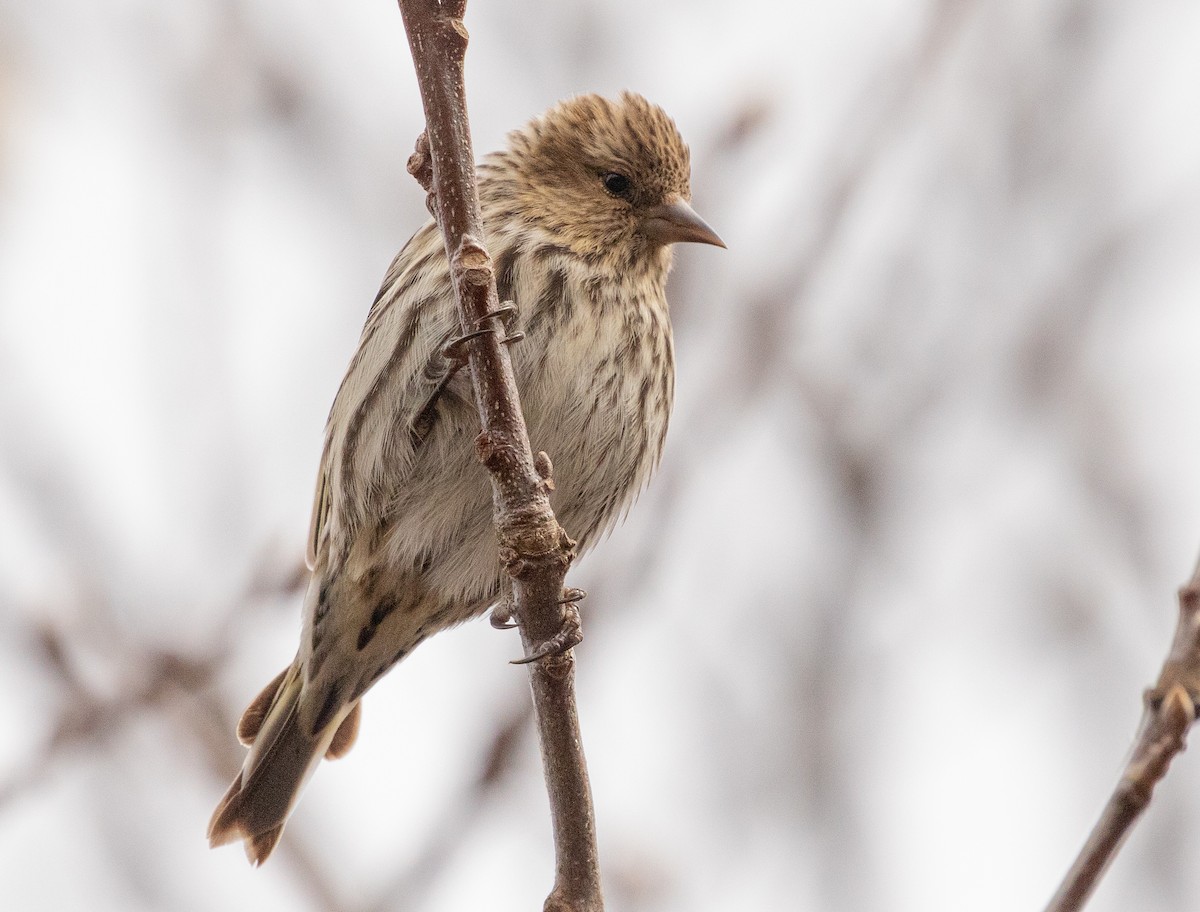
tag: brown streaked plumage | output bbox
[208,92,723,865]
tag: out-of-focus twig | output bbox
[0,628,213,812]
[393,2,603,910]
[1045,554,1200,912]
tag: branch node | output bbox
[535,451,556,492]
[408,130,436,192]
[475,430,515,471]
[499,547,545,582]
[1158,684,1197,732]
[454,235,493,288]
[558,526,577,552]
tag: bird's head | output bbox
[484,92,724,263]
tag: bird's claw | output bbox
[510,599,583,665]
[442,302,523,363]
[490,601,516,629]
[440,326,492,363]
[476,302,522,338]
[559,587,586,605]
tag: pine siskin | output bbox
[208,92,723,864]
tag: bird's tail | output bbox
[207,662,361,865]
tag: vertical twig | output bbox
[394,2,604,910]
[1045,555,1200,912]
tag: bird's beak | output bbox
[641,199,726,248]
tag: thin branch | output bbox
[1045,555,1200,912]
[393,3,603,910]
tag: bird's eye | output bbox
[602,172,632,196]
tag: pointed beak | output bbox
[641,199,726,248]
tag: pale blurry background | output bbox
[2,1,1200,910]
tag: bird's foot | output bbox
[510,589,586,665]
[490,599,517,630]
[441,302,524,364]
[479,302,525,347]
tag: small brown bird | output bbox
[208,92,723,864]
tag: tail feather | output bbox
[236,666,289,746]
[246,826,286,866]
[326,702,361,760]
[208,664,360,865]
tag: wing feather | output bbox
[305,223,463,565]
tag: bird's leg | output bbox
[510,588,586,665]
[410,302,524,447]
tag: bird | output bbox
[207,91,724,865]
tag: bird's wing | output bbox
[306,222,467,569]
